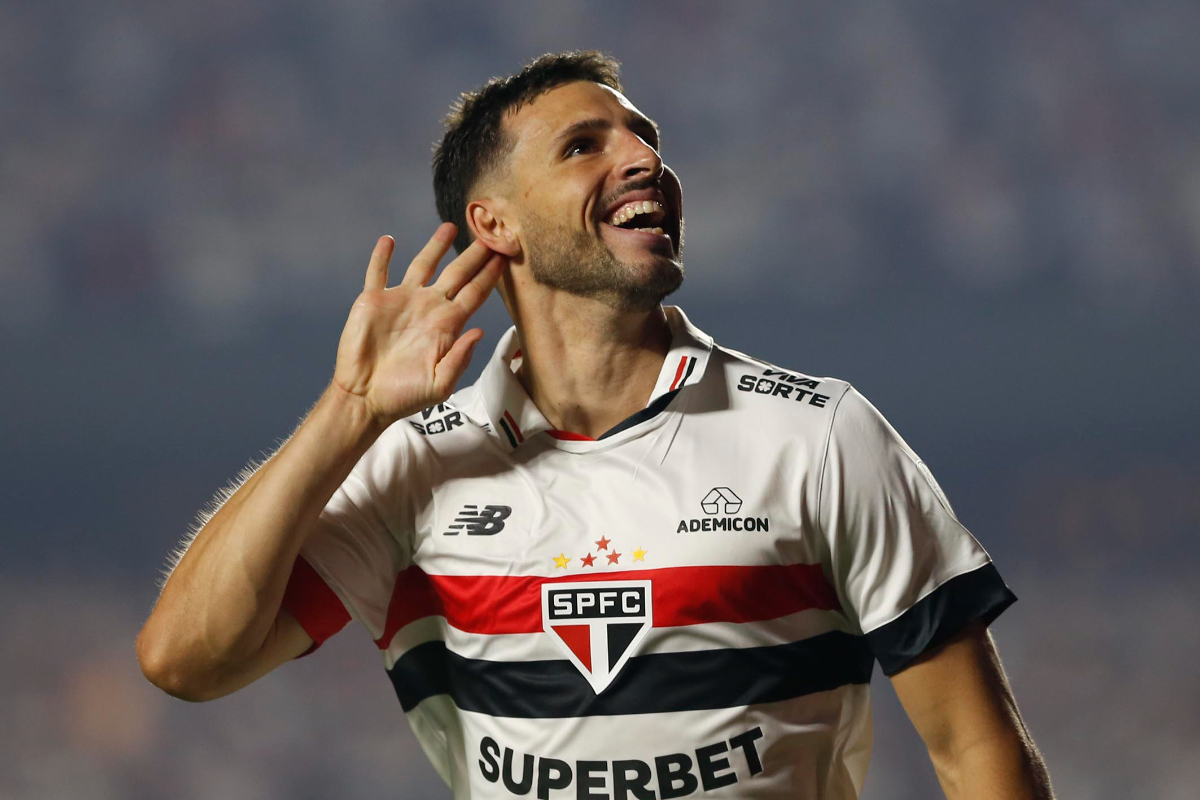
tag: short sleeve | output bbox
[817,387,1016,675]
[280,425,414,658]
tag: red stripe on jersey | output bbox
[502,410,524,443]
[281,555,351,657]
[668,355,689,391]
[546,429,596,441]
[374,562,840,649]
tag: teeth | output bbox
[610,200,664,226]
[632,227,665,234]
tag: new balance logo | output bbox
[444,504,512,536]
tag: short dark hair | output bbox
[432,51,623,253]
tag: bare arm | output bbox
[136,384,383,701]
[889,621,1055,800]
[137,226,505,701]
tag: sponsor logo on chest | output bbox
[676,487,770,533]
[478,726,766,798]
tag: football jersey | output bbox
[280,305,1016,799]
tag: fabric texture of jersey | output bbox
[281,305,1016,800]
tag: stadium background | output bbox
[2,1,1198,797]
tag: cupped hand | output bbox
[332,223,506,425]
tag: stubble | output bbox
[522,209,684,312]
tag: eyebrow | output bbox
[552,114,661,150]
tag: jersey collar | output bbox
[476,305,713,451]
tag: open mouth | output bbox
[600,199,678,252]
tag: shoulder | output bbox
[348,383,495,499]
[401,401,483,440]
[702,343,914,453]
[707,342,853,420]
[392,381,494,458]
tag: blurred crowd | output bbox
[3,1,1198,332]
[2,1,1197,798]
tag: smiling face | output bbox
[483,81,685,311]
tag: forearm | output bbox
[138,383,382,688]
[931,727,1055,800]
[891,623,1055,800]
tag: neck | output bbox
[510,293,672,440]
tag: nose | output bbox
[615,129,663,181]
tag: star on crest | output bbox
[632,547,647,562]
[595,536,611,551]
[607,550,622,565]
[552,553,570,569]
[580,553,596,567]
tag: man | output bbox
[138,52,1054,799]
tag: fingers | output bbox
[401,223,458,287]
[432,327,485,398]
[364,235,395,291]
[451,253,506,315]
[431,237,498,298]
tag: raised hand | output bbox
[332,223,506,425]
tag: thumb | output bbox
[432,328,484,399]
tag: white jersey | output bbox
[280,305,1015,799]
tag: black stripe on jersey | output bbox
[497,418,519,449]
[597,387,681,441]
[387,630,874,717]
[681,355,697,385]
[867,562,1017,676]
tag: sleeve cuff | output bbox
[280,555,352,658]
[866,562,1017,676]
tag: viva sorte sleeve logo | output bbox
[542,581,653,694]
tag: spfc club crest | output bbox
[541,581,653,694]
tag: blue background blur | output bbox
[2,1,1198,798]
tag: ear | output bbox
[466,199,522,258]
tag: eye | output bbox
[565,137,598,158]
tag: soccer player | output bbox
[138,52,1054,799]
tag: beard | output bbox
[522,209,684,312]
